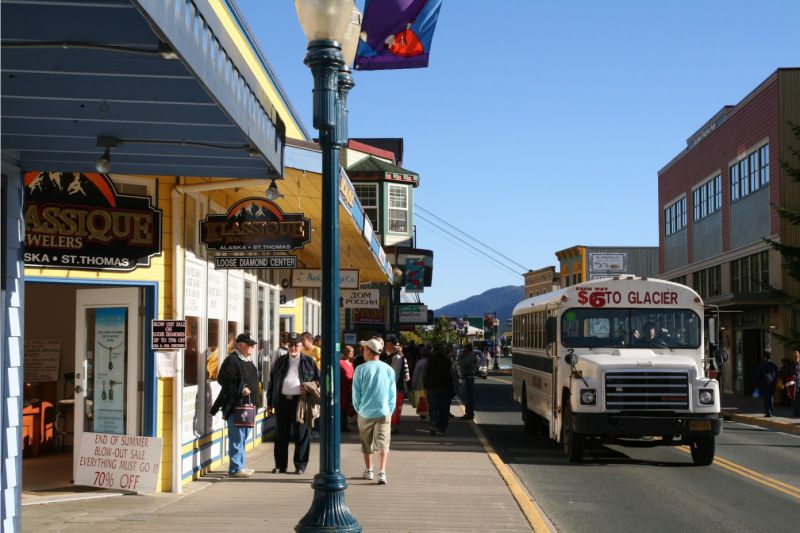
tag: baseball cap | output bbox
[235,333,257,346]
[288,332,302,345]
[360,337,384,354]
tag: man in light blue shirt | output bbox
[352,337,396,485]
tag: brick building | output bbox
[658,68,800,395]
[523,266,560,298]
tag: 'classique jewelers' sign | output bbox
[200,197,310,252]
[23,172,162,271]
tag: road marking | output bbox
[458,404,555,532]
[676,446,800,501]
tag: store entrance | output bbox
[22,283,143,497]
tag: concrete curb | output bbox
[725,413,800,435]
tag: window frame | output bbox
[387,183,410,234]
[353,183,379,232]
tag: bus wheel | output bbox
[562,401,584,463]
[522,389,536,435]
[690,435,715,466]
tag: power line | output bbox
[416,214,522,279]
[416,204,529,272]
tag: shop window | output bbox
[388,184,409,233]
[184,316,200,386]
[244,281,254,336]
[207,319,221,381]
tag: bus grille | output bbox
[604,371,689,411]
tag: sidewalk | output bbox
[721,393,800,435]
[22,404,534,533]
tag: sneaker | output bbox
[243,468,255,475]
[362,470,374,480]
[271,468,287,474]
[377,472,387,485]
[230,470,252,478]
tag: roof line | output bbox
[223,0,311,141]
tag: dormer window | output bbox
[388,184,409,233]
[354,183,379,231]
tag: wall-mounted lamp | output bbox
[265,178,283,201]
[95,148,112,173]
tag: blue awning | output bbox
[1,0,286,178]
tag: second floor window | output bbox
[664,196,687,236]
[731,251,770,293]
[693,175,721,221]
[693,265,721,299]
[354,184,379,232]
[731,143,769,202]
[388,184,409,233]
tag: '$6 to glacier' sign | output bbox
[577,288,680,308]
[74,432,163,492]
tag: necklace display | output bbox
[98,340,123,370]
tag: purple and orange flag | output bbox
[354,0,442,71]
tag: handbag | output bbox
[234,395,256,428]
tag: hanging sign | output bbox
[291,269,360,289]
[23,172,162,271]
[200,197,310,252]
[341,289,380,309]
[74,432,163,492]
[214,255,297,270]
[399,304,428,324]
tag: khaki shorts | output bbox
[357,415,392,453]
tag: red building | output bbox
[658,68,800,395]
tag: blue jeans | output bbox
[427,389,451,433]
[227,414,250,474]
[461,377,475,417]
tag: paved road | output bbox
[473,374,800,533]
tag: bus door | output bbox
[546,304,560,440]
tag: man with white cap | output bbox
[352,337,396,485]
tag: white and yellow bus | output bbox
[512,277,724,465]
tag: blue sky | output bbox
[237,0,800,310]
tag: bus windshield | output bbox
[561,308,701,349]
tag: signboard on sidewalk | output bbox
[74,432,163,493]
[151,320,187,350]
[214,255,296,270]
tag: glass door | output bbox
[73,288,141,471]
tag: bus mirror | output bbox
[708,318,717,345]
[714,348,729,366]
[565,352,578,366]
[546,316,557,344]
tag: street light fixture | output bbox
[294,1,361,532]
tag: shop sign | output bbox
[75,432,163,493]
[399,304,428,324]
[214,255,297,270]
[353,297,388,324]
[589,253,626,273]
[292,268,360,289]
[151,320,187,350]
[23,172,162,271]
[200,197,310,252]
[24,340,61,383]
[341,289,380,309]
[339,171,356,209]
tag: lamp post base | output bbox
[295,473,362,533]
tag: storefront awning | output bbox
[1,0,288,178]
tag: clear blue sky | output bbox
[238,0,800,310]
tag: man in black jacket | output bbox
[268,333,319,474]
[213,332,259,477]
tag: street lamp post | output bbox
[294,2,361,532]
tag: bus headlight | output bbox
[580,389,596,405]
[698,389,714,405]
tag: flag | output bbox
[404,258,425,292]
[354,0,442,71]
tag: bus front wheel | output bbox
[562,401,584,463]
[690,435,715,466]
[522,389,537,435]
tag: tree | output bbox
[765,122,800,350]
[418,317,455,347]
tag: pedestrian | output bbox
[313,334,321,348]
[411,348,429,420]
[340,345,356,432]
[352,337,396,485]
[755,350,779,417]
[382,336,398,364]
[424,343,456,436]
[389,342,411,433]
[789,349,800,417]
[457,342,480,420]
[301,331,322,370]
[268,332,320,474]
[210,332,259,478]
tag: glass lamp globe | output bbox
[295,0,355,43]
[341,6,363,67]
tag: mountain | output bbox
[434,285,524,333]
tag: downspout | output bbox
[171,178,184,494]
